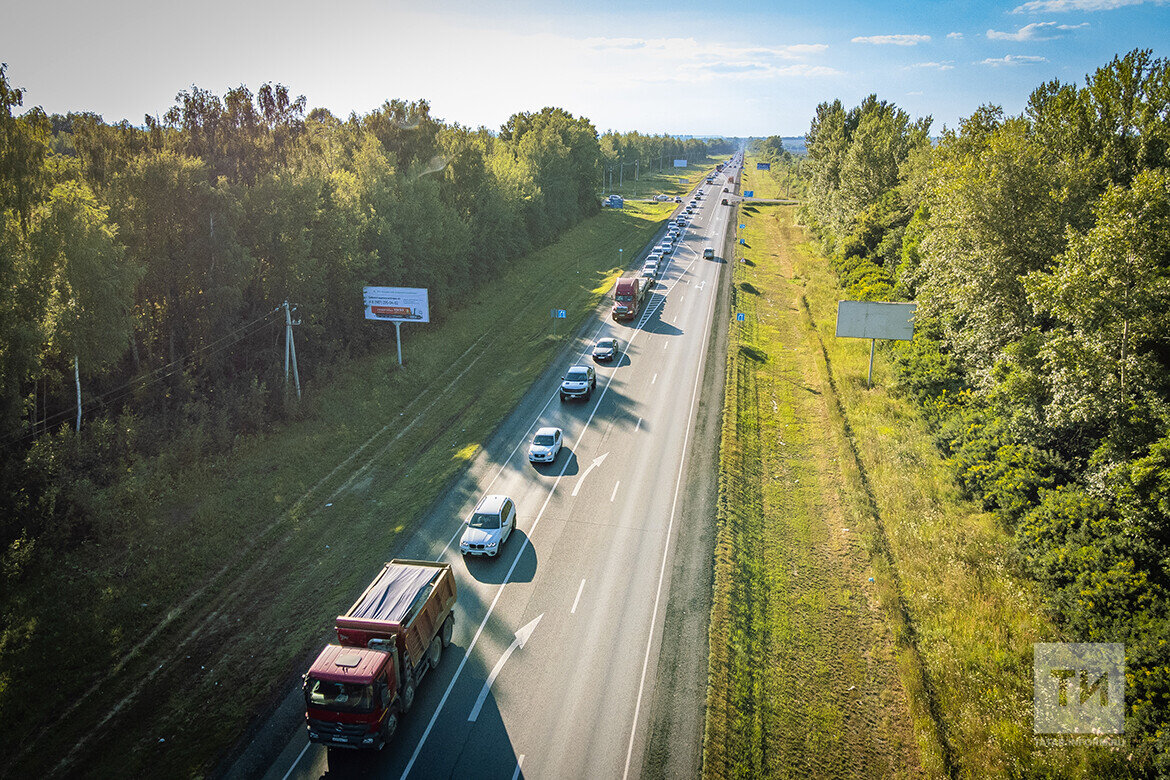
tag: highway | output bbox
[245,161,741,780]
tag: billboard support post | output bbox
[868,338,875,388]
[395,321,403,366]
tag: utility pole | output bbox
[284,300,301,399]
[74,355,81,432]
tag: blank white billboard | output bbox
[835,301,916,341]
[673,159,688,167]
[363,286,430,322]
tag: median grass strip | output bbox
[705,194,1110,777]
[2,202,674,778]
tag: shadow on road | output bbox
[462,528,537,585]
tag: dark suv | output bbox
[559,365,596,401]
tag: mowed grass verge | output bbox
[2,202,675,778]
[739,160,799,202]
[705,201,1111,777]
[703,203,921,778]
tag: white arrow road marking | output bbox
[697,280,707,292]
[468,614,543,722]
[571,451,610,497]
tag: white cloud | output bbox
[907,91,924,95]
[851,34,931,46]
[1012,0,1159,11]
[987,21,1088,39]
[979,54,1049,65]
[947,32,965,39]
[584,36,827,62]
[909,61,956,70]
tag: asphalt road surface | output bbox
[230,161,741,780]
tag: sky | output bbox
[2,0,1168,138]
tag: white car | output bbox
[642,260,660,277]
[656,243,672,255]
[528,427,563,463]
[460,494,517,557]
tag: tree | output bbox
[1026,169,1170,429]
[31,181,140,428]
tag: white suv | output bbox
[460,494,517,557]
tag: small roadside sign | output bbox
[551,309,567,319]
[736,313,745,322]
[744,190,754,197]
[739,224,746,229]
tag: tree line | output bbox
[600,129,737,179]
[1,68,690,567]
[800,49,1170,772]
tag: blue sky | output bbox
[2,0,1167,137]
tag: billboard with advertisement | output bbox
[363,286,430,322]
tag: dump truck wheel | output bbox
[400,670,416,713]
[441,614,454,648]
[378,712,398,748]
[427,635,443,669]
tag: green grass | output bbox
[704,203,921,779]
[740,153,803,202]
[601,155,718,200]
[1,201,675,778]
[705,202,1118,778]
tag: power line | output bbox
[9,307,283,446]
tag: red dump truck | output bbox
[303,559,456,751]
[611,276,646,321]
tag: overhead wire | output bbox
[8,306,284,446]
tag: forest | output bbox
[0,66,734,570]
[798,48,1170,771]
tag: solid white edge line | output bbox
[511,754,526,780]
[401,313,645,779]
[280,742,311,780]
[621,206,725,780]
[571,579,586,614]
[438,320,609,558]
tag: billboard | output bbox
[673,159,688,167]
[835,301,915,341]
[363,286,430,322]
[756,162,771,170]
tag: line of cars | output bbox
[460,171,717,560]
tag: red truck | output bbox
[611,277,646,321]
[303,560,456,751]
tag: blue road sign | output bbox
[736,313,745,322]
[757,162,771,170]
[739,238,746,245]
[739,224,746,229]
[744,190,754,198]
[556,309,567,319]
